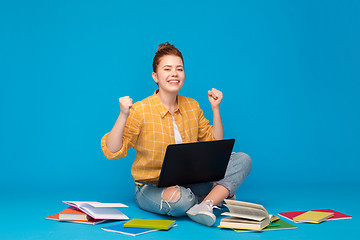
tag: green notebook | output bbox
[234,219,297,232]
[123,219,176,230]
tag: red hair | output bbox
[152,42,184,73]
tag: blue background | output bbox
[1,0,359,239]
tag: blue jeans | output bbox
[134,152,252,217]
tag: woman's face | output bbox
[152,55,185,94]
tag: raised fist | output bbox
[208,88,223,109]
[119,96,133,116]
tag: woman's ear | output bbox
[152,72,158,83]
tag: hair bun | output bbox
[156,42,174,52]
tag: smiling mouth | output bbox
[168,80,180,83]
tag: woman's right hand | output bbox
[106,96,133,153]
[119,96,133,116]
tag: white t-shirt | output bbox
[172,116,183,144]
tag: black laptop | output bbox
[157,139,235,188]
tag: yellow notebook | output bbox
[123,219,176,230]
[293,211,334,223]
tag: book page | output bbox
[222,212,265,221]
[88,202,128,208]
[221,216,262,224]
[224,205,268,221]
[79,203,129,220]
[63,201,128,208]
[62,201,99,208]
[224,199,267,213]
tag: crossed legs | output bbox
[134,152,252,219]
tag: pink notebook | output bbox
[278,209,352,223]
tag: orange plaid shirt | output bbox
[101,90,215,184]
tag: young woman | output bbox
[101,43,252,226]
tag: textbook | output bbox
[46,213,106,225]
[62,201,129,220]
[59,207,91,221]
[234,219,297,232]
[102,222,159,236]
[278,209,352,222]
[219,199,279,231]
[293,211,334,224]
[123,219,176,230]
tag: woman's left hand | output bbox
[208,88,223,109]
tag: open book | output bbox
[219,199,279,231]
[62,201,129,220]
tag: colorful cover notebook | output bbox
[234,219,297,232]
[102,222,159,236]
[278,209,352,222]
[293,211,334,223]
[123,219,176,230]
[45,213,106,225]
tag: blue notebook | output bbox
[101,222,159,236]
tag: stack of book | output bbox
[278,209,352,223]
[101,219,176,236]
[218,199,297,232]
[46,201,129,225]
